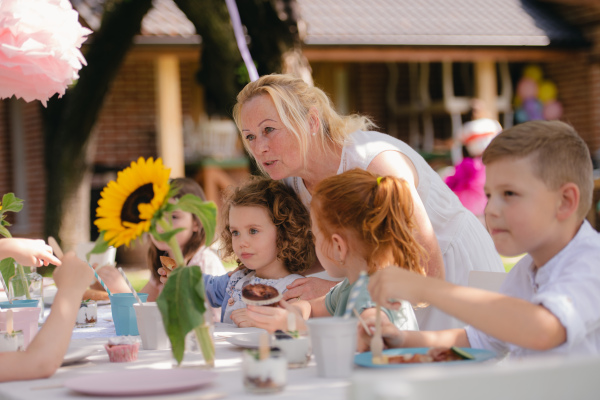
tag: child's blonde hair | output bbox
[219,176,315,274]
[311,168,427,275]
[148,178,207,281]
[482,120,593,220]
[232,74,376,175]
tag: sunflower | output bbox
[94,157,171,247]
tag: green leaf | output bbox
[0,225,12,239]
[149,226,184,245]
[0,258,15,283]
[176,195,217,245]
[156,266,207,365]
[1,193,24,213]
[87,232,111,259]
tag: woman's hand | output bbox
[282,277,337,301]
[0,238,61,267]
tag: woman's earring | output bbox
[311,131,316,136]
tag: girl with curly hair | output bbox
[238,169,426,335]
[203,176,315,325]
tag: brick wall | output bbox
[0,55,202,238]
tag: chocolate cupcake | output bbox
[242,284,282,307]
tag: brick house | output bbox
[1,0,599,243]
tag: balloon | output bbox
[515,108,529,124]
[523,99,544,120]
[543,100,563,120]
[538,81,558,103]
[517,78,539,100]
[523,64,544,83]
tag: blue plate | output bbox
[355,347,497,368]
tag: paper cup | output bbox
[307,317,357,378]
[133,302,170,350]
[76,242,116,272]
[109,293,148,336]
[0,308,40,348]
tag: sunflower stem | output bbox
[157,218,185,267]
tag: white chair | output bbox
[467,271,507,293]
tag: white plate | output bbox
[225,330,270,349]
[64,369,217,396]
[62,347,101,366]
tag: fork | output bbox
[371,303,384,360]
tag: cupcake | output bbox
[242,284,282,307]
[104,336,140,362]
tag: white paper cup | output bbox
[133,302,170,350]
[307,317,357,378]
[76,241,116,271]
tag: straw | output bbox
[0,271,12,304]
[117,267,143,305]
[353,308,372,336]
[6,309,13,333]
[343,271,368,318]
[90,263,113,296]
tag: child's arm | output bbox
[356,316,469,352]
[369,267,566,351]
[0,252,93,382]
[0,238,61,267]
[203,273,230,308]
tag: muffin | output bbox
[242,284,282,307]
[104,336,140,362]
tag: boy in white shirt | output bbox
[361,120,600,359]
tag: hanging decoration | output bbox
[225,0,259,83]
[0,0,91,106]
[514,64,563,124]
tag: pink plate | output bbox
[64,368,217,396]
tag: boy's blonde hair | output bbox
[482,120,593,220]
[232,74,376,175]
[311,168,427,275]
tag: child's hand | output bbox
[53,252,94,294]
[231,304,290,332]
[157,267,171,284]
[96,265,130,293]
[0,238,61,267]
[368,267,426,309]
[356,316,406,352]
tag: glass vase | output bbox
[172,309,215,368]
[8,263,44,322]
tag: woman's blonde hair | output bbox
[219,176,315,274]
[232,74,376,175]
[311,168,427,275]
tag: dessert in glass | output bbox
[76,300,97,328]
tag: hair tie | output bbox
[377,176,383,186]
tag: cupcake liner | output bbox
[104,342,139,362]
[242,293,282,307]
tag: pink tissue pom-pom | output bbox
[0,0,92,106]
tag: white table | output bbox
[0,304,350,399]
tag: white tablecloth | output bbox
[0,304,350,399]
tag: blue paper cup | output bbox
[0,299,40,309]
[109,293,148,336]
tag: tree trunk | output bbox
[42,0,153,243]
